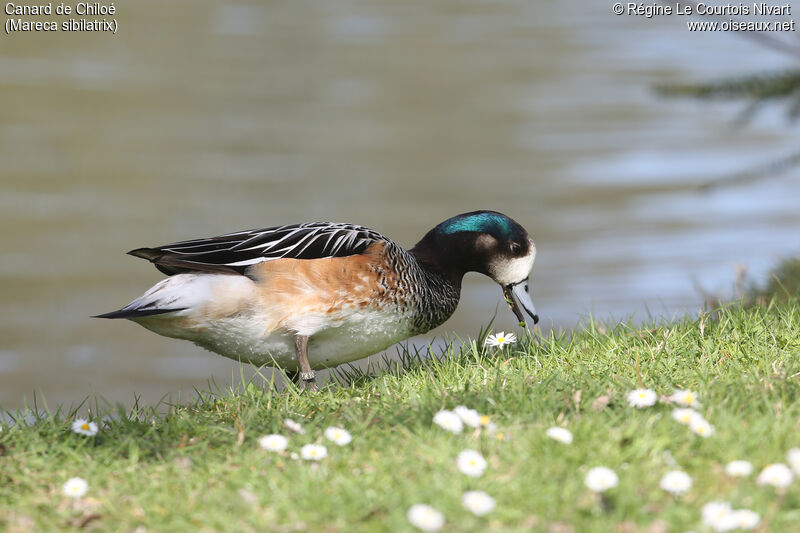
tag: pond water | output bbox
[2,1,799,410]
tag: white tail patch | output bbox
[120,274,251,316]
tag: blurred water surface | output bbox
[2,1,799,409]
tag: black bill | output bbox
[503,281,539,326]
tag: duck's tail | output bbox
[93,307,185,319]
[92,274,211,320]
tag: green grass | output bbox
[2,302,800,532]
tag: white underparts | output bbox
[126,273,415,371]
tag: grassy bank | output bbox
[2,302,800,532]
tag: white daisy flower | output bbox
[701,501,733,529]
[283,418,306,434]
[456,449,488,478]
[258,434,288,452]
[300,443,327,461]
[671,408,702,426]
[545,427,573,444]
[724,460,753,477]
[714,514,741,532]
[461,490,496,516]
[454,406,481,428]
[689,416,714,438]
[731,509,760,530]
[756,463,793,488]
[323,426,352,446]
[585,466,619,492]
[62,477,89,498]
[71,418,98,436]
[669,389,700,407]
[659,470,692,495]
[626,388,657,408]
[484,331,517,348]
[407,504,445,531]
[432,410,463,434]
[787,447,800,475]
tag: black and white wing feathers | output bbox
[128,222,390,276]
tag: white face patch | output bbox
[488,239,536,285]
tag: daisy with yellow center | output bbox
[585,466,619,492]
[671,408,702,426]
[432,410,463,434]
[62,477,89,498]
[701,501,733,529]
[756,463,793,488]
[456,449,488,477]
[323,426,352,446]
[659,470,692,495]
[71,418,98,436]
[300,443,327,461]
[626,388,657,408]
[689,416,714,438]
[546,427,573,444]
[484,332,517,348]
[258,434,288,452]
[407,504,445,531]
[462,491,496,516]
[669,389,700,407]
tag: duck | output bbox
[96,210,538,390]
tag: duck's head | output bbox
[411,210,538,326]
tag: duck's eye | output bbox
[509,242,522,255]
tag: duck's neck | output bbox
[403,234,472,334]
[409,229,482,286]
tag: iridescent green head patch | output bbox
[439,212,516,239]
